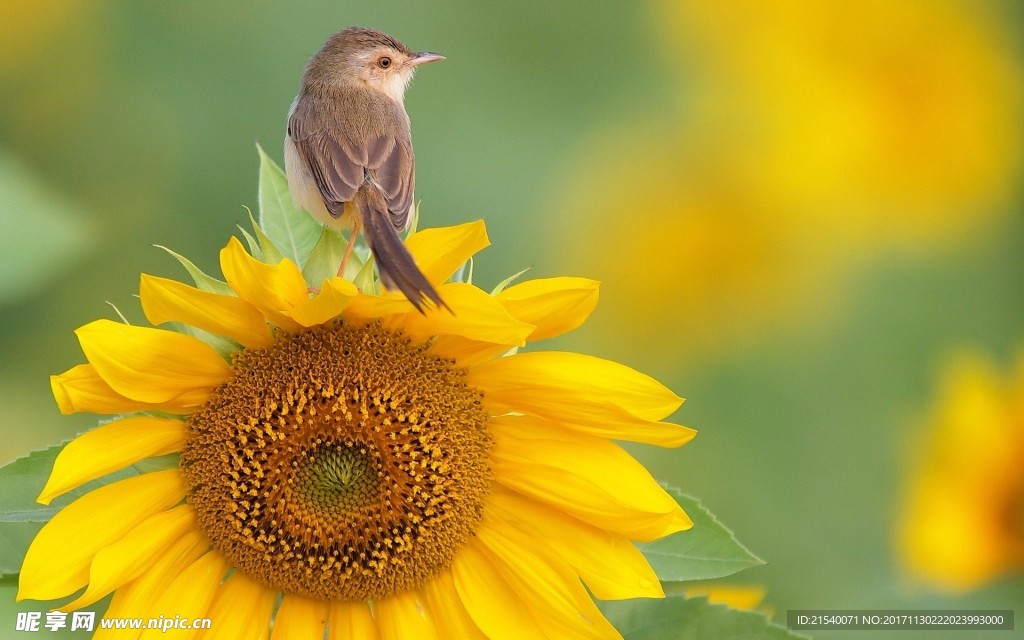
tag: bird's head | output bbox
[310,27,444,104]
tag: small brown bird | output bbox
[285,27,446,311]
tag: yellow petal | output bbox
[39,416,187,505]
[476,524,621,639]
[96,530,208,640]
[490,428,691,541]
[286,277,359,327]
[18,469,185,602]
[270,594,328,640]
[140,274,273,349]
[59,505,196,611]
[429,336,512,368]
[76,319,231,405]
[491,405,694,449]
[328,600,377,640]
[468,351,683,421]
[342,291,416,323]
[220,236,308,332]
[393,283,534,346]
[138,550,228,640]
[405,220,490,285]
[201,571,276,640]
[487,487,663,600]
[375,589,438,640]
[496,277,600,341]
[422,571,486,640]
[50,364,191,416]
[451,541,546,640]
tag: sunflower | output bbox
[20,220,694,638]
[897,351,1024,592]
[547,0,1023,371]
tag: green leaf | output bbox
[256,144,321,268]
[246,207,284,264]
[237,226,263,261]
[0,579,112,639]
[452,256,474,285]
[353,247,377,294]
[491,267,532,295]
[167,321,239,359]
[153,245,233,295]
[0,439,160,576]
[600,595,807,640]
[302,227,343,288]
[104,301,131,325]
[638,487,763,581]
[0,523,39,576]
[0,444,68,527]
[132,453,181,473]
[0,150,93,304]
[234,224,262,260]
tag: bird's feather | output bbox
[288,97,414,225]
[360,188,446,312]
[288,89,442,311]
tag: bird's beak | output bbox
[406,51,445,67]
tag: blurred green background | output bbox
[2,1,1023,637]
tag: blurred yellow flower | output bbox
[897,351,1024,592]
[662,0,1024,251]
[22,222,695,638]
[547,0,1022,368]
[0,0,109,152]
[683,585,767,613]
[548,133,841,369]
[0,0,91,75]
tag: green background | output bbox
[2,2,1022,638]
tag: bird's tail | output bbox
[360,195,448,313]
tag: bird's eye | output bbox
[377,56,392,69]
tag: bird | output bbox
[284,27,447,312]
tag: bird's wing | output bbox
[288,99,413,227]
[288,101,359,217]
[369,136,414,230]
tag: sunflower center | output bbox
[294,442,380,513]
[181,321,491,601]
